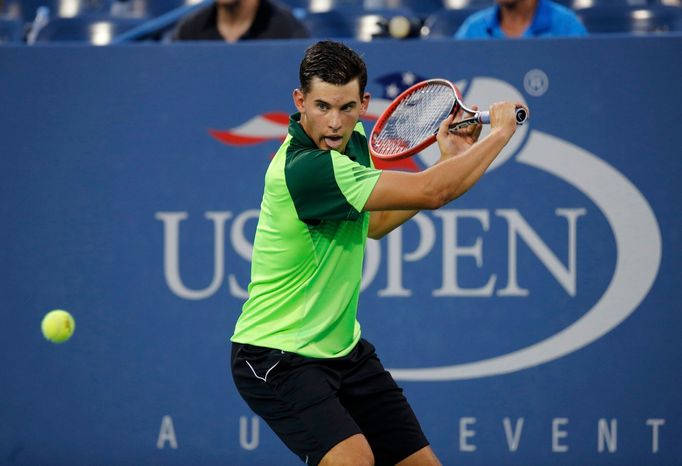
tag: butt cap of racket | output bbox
[515,107,528,124]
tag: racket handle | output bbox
[477,107,528,126]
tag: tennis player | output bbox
[231,40,524,466]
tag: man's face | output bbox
[293,77,370,153]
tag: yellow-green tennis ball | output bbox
[41,310,75,343]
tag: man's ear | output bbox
[359,92,371,117]
[293,89,305,114]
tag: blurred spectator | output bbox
[455,0,587,38]
[173,0,308,41]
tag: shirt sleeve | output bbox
[330,150,381,213]
[455,17,474,39]
[562,15,588,36]
[285,149,381,222]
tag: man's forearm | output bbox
[423,128,511,207]
[368,209,419,239]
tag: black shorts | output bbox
[231,338,429,466]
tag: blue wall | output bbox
[1,36,681,465]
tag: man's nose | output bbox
[328,111,341,131]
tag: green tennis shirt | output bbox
[231,113,382,358]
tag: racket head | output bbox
[369,78,462,161]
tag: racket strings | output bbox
[373,83,455,155]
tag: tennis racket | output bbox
[369,78,528,161]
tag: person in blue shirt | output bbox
[455,0,587,38]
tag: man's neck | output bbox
[498,0,538,37]
[216,0,259,42]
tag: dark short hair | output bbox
[299,41,368,97]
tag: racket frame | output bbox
[369,78,461,161]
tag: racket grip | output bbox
[478,108,528,125]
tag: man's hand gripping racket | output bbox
[369,78,528,161]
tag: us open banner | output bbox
[1,36,680,465]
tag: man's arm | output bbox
[364,101,519,236]
[368,210,418,239]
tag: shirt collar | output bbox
[288,112,316,149]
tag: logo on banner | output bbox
[196,72,661,381]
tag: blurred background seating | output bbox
[576,3,682,32]
[306,0,361,12]
[566,0,680,8]
[2,0,682,44]
[420,5,488,38]
[276,0,309,18]
[353,8,418,39]
[363,0,444,18]
[0,16,24,42]
[301,9,355,37]
[303,5,420,39]
[2,0,112,22]
[34,14,147,42]
[110,0,202,21]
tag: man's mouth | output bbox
[323,135,343,150]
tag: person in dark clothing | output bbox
[173,0,308,42]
